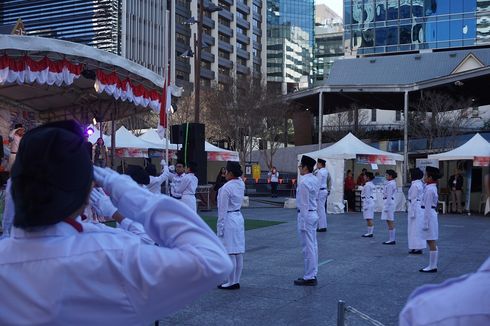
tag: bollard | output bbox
[337,300,346,326]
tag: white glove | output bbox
[89,188,117,219]
[217,223,224,237]
[168,165,175,173]
[93,166,137,204]
[160,159,167,167]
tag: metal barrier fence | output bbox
[337,300,386,326]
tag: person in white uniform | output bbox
[0,121,232,325]
[381,169,398,245]
[217,161,246,290]
[125,161,169,195]
[168,161,186,199]
[419,166,442,273]
[294,155,320,286]
[361,172,376,237]
[315,158,329,233]
[407,168,426,255]
[399,255,490,325]
[174,161,199,212]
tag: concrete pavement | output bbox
[158,203,490,326]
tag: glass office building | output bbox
[267,0,315,92]
[0,0,121,54]
[344,0,490,56]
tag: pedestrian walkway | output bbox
[158,208,490,325]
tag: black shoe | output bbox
[419,268,437,273]
[409,250,423,255]
[382,240,396,245]
[361,233,373,238]
[294,277,317,286]
[317,228,327,233]
[217,283,240,290]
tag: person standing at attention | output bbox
[407,168,426,255]
[315,158,329,232]
[217,161,245,290]
[381,169,397,245]
[419,166,442,273]
[268,166,279,198]
[294,155,320,286]
[361,172,376,238]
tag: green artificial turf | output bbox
[200,216,284,232]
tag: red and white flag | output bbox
[157,70,172,139]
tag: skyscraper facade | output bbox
[266,0,315,93]
[344,0,490,56]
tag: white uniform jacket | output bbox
[217,178,245,254]
[167,172,185,198]
[399,256,490,326]
[361,181,376,219]
[0,172,232,326]
[421,183,439,241]
[315,168,329,193]
[146,173,169,194]
[381,179,397,221]
[174,172,198,211]
[407,180,426,249]
[297,173,320,231]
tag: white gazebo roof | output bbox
[138,129,179,150]
[428,133,490,161]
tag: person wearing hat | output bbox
[381,169,398,245]
[361,172,376,237]
[0,120,232,324]
[419,166,442,273]
[173,161,199,212]
[294,155,320,286]
[8,123,25,170]
[216,161,245,290]
[407,168,426,255]
[315,158,329,232]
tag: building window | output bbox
[371,109,377,122]
[219,67,230,76]
[396,110,401,121]
[218,17,230,27]
[219,50,230,59]
[253,4,260,13]
[219,33,230,43]
[237,41,246,50]
[237,57,247,66]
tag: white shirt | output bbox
[217,178,245,234]
[399,256,490,326]
[0,173,232,325]
[315,167,329,191]
[408,180,424,203]
[146,173,169,194]
[383,179,397,200]
[174,172,198,196]
[361,181,375,201]
[168,172,185,198]
[296,173,320,218]
[268,171,279,183]
[423,183,438,209]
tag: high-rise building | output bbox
[314,4,344,84]
[266,0,315,94]
[173,0,268,92]
[344,0,490,56]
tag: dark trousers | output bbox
[271,182,278,197]
[344,190,355,210]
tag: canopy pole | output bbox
[403,91,409,185]
[111,103,116,169]
[318,91,323,151]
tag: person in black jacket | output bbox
[448,169,464,214]
[214,167,227,202]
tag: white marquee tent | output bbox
[428,133,490,213]
[299,133,404,214]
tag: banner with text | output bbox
[356,154,395,166]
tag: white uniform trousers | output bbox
[317,190,328,229]
[297,212,319,280]
[407,202,426,250]
[181,194,197,212]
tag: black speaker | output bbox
[171,124,183,144]
[179,123,207,185]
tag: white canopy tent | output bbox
[428,133,490,213]
[298,133,404,214]
[138,129,179,150]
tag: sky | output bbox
[317,0,343,18]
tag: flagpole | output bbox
[164,9,170,195]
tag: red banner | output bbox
[474,156,490,167]
[356,154,395,165]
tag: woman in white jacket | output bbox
[381,169,397,245]
[217,161,246,290]
[407,168,426,255]
[361,172,376,237]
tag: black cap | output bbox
[426,166,442,180]
[125,165,150,185]
[301,155,316,170]
[226,161,242,177]
[11,123,93,228]
[365,172,375,180]
[410,168,424,180]
[386,169,398,179]
[317,158,326,165]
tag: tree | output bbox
[409,91,475,150]
[322,105,369,142]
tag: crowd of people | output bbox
[0,120,487,325]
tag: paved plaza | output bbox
[159,199,490,326]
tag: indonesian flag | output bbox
[157,71,172,139]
